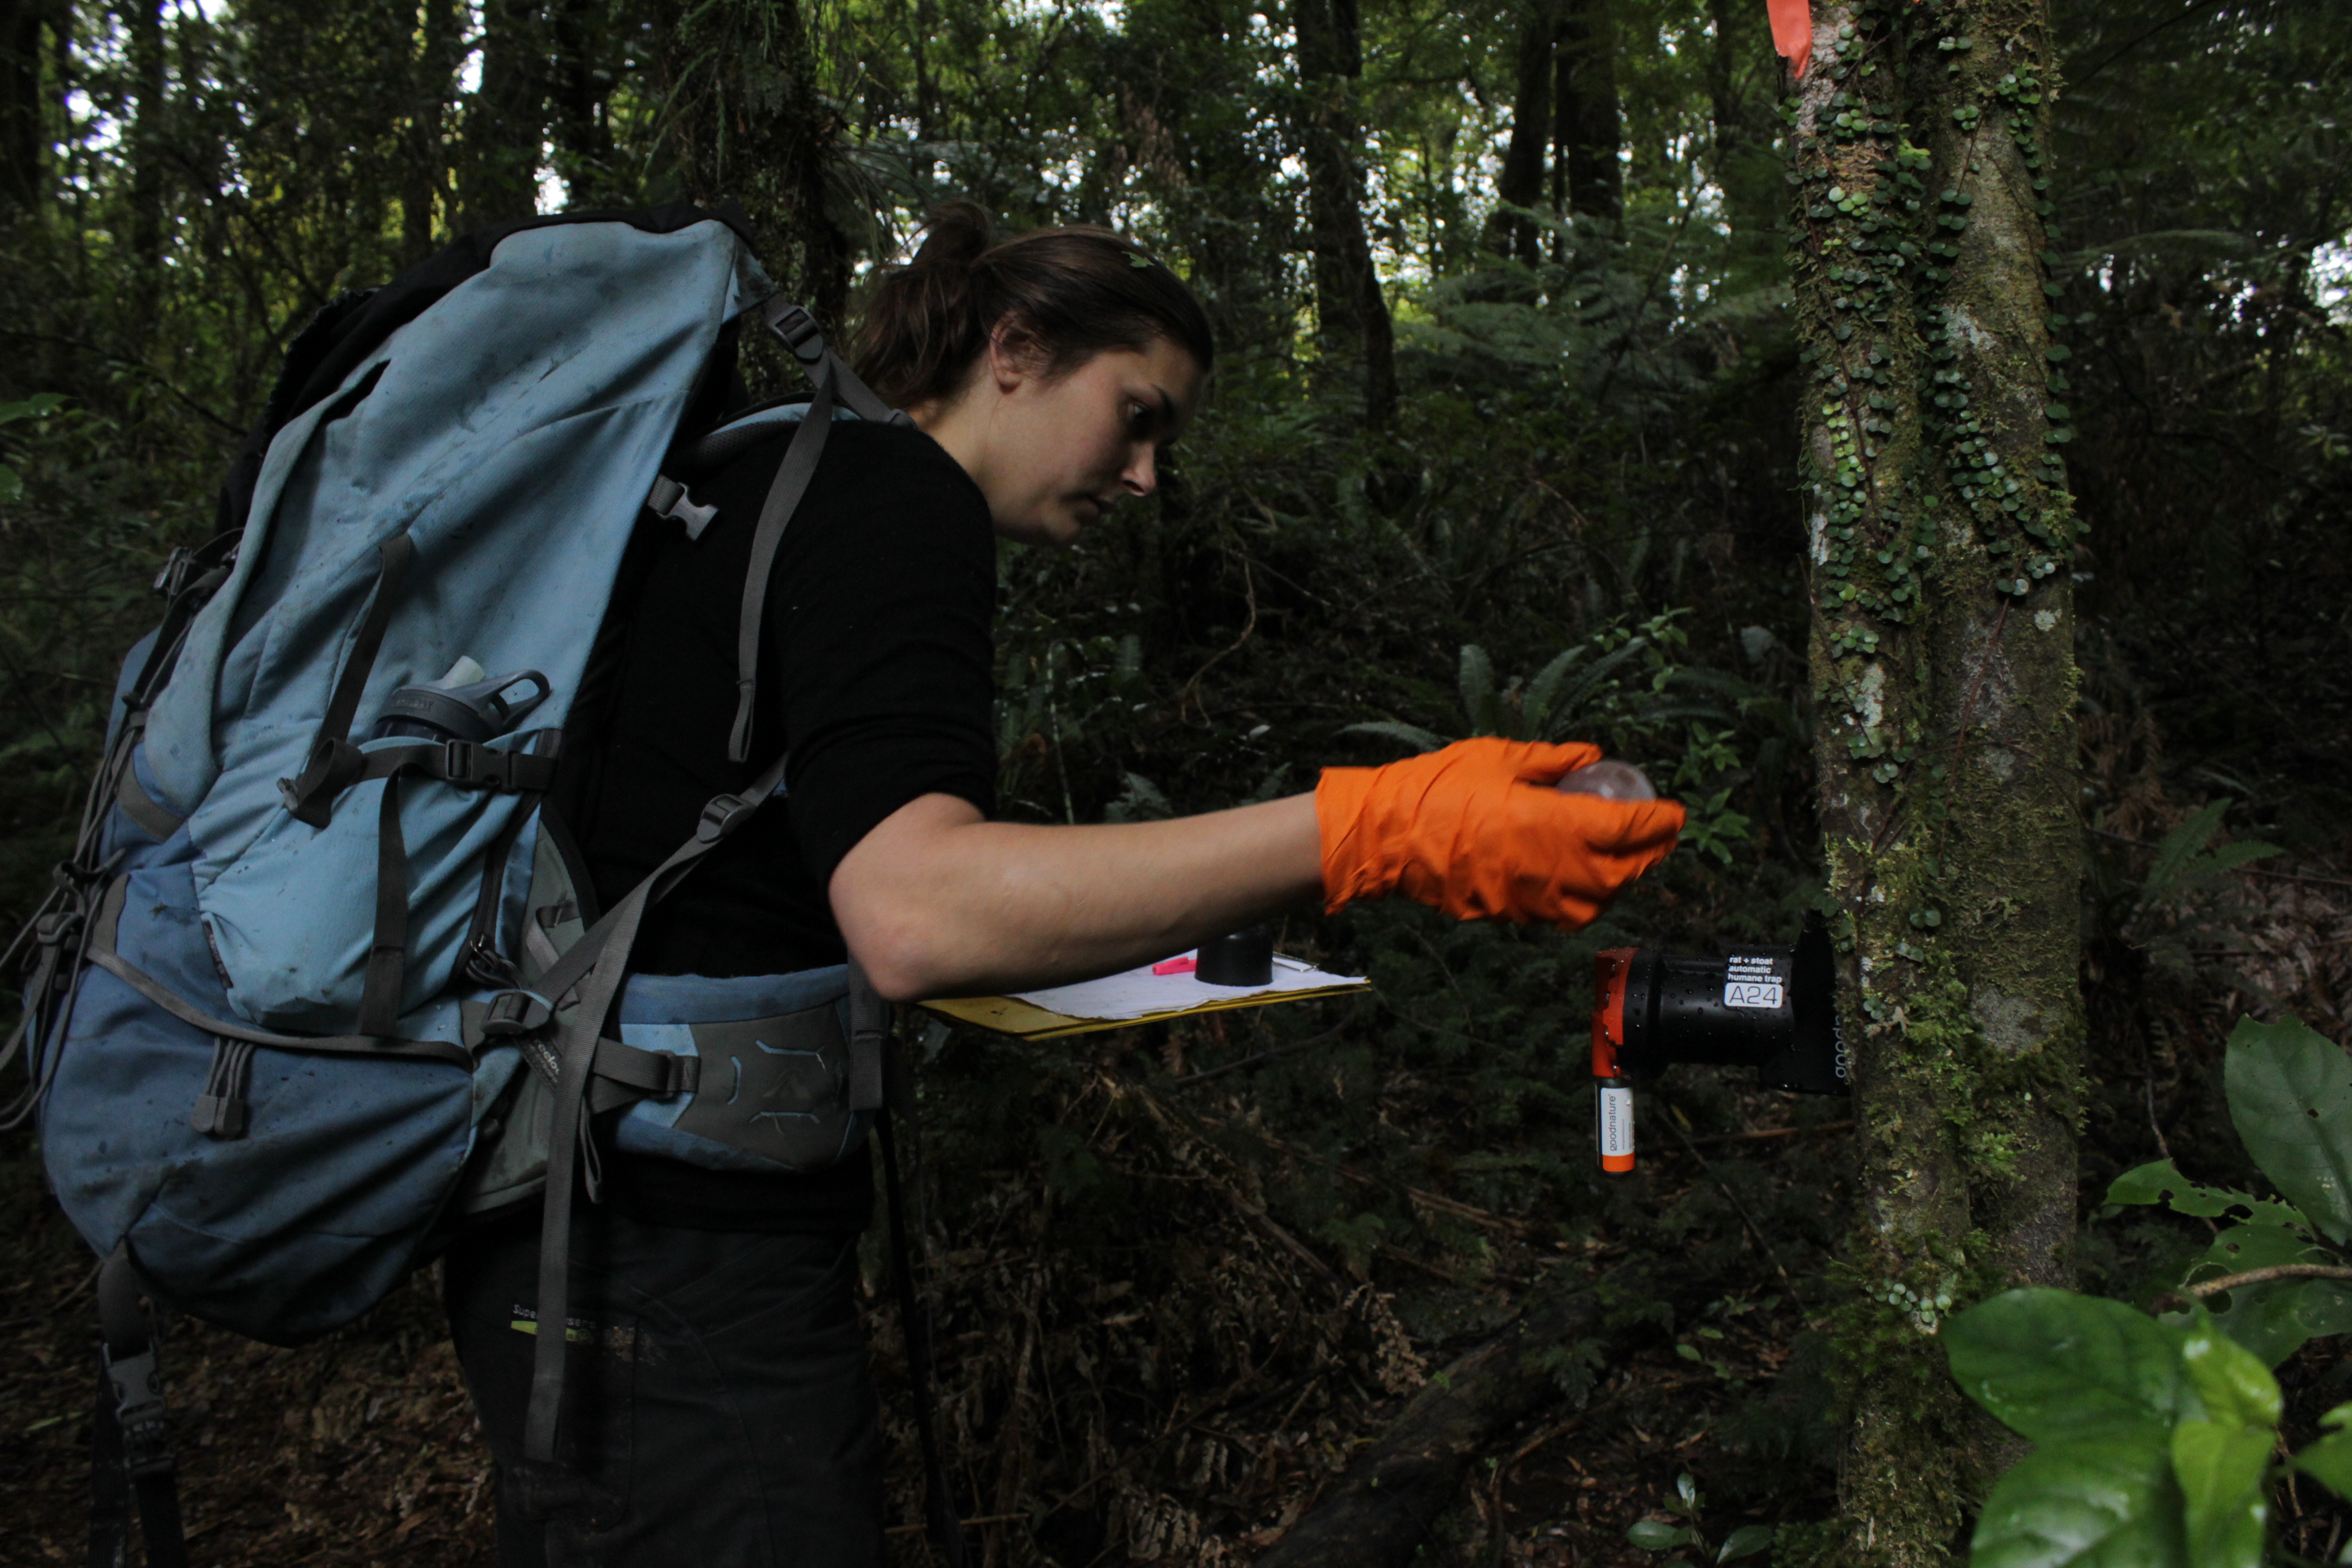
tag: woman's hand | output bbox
[1317,737,1685,928]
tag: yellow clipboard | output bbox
[919,957,1371,1040]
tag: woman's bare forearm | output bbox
[828,791,1324,1000]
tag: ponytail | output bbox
[853,200,1215,411]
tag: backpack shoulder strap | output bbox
[724,302,910,763]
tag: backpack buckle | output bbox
[697,793,753,843]
[102,1346,175,1479]
[33,909,80,949]
[646,474,720,540]
[761,300,827,367]
[442,738,476,783]
[481,990,553,1037]
[279,736,363,827]
[151,546,196,600]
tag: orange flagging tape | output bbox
[1768,0,1812,77]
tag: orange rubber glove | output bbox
[1316,738,1686,929]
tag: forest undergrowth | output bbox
[5,0,2350,1556]
[5,375,2351,1562]
[4,739,2349,1567]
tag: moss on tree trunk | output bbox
[1785,0,2081,1560]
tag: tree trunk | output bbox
[1291,0,1396,426]
[126,0,164,321]
[463,0,545,230]
[910,0,936,196]
[1552,0,1620,224]
[1705,0,1778,261]
[548,0,613,208]
[0,0,47,216]
[1118,7,1290,363]
[1788,0,2080,1561]
[400,0,461,266]
[659,0,851,334]
[1486,0,1553,264]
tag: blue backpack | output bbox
[4,206,960,1558]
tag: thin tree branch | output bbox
[2187,1264,2352,1298]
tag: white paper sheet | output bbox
[1007,952,1368,1024]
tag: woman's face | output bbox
[931,332,1206,546]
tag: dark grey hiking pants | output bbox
[444,1206,885,1566]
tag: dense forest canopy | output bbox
[2,0,2350,1562]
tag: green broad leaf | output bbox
[2200,841,2287,876]
[1946,1289,2195,1444]
[2170,1420,2271,1568]
[1970,1436,2187,1568]
[2105,1159,2246,1217]
[2178,1307,2282,1427]
[1337,720,1449,755]
[0,392,63,425]
[1627,1519,1695,1549]
[2205,1281,2331,1370]
[2198,1215,2330,1280]
[0,463,18,504]
[2146,801,2229,896]
[1544,636,1652,739]
[1457,644,1499,735]
[2292,1428,2352,1501]
[1719,1523,1775,1560]
[2224,1014,2352,1244]
[1521,646,1582,733]
[2189,1220,2344,1363]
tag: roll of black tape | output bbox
[1196,925,1274,986]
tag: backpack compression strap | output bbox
[278,534,414,828]
[89,1247,188,1568]
[725,303,909,764]
[505,752,972,1561]
[513,749,791,1469]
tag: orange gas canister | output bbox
[1592,950,1637,1173]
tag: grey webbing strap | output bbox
[279,534,415,828]
[521,748,791,1466]
[0,916,65,1125]
[349,740,560,794]
[461,800,541,988]
[124,530,238,714]
[3,852,118,1131]
[114,763,184,841]
[847,960,888,1113]
[355,742,558,1036]
[722,300,911,764]
[584,1037,700,1114]
[726,367,836,763]
[358,777,409,1039]
[757,299,906,426]
[83,944,471,1065]
[91,1247,187,1568]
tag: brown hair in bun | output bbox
[853,199,1215,411]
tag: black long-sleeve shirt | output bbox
[565,416,997,1231]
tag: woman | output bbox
[445,201,1683,1565]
